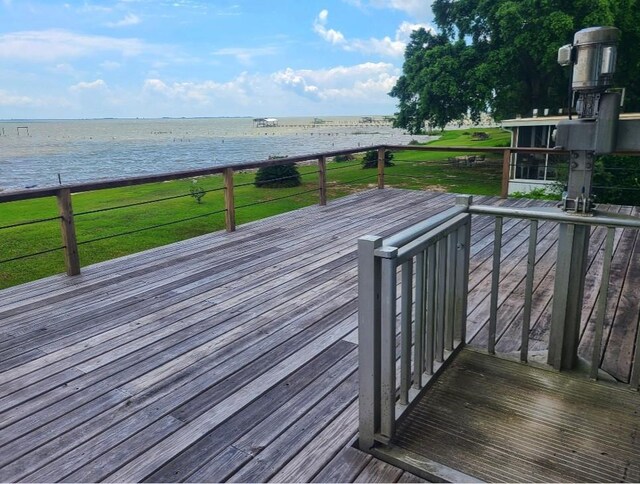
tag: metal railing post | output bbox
[548,223,590,370]
[318,155,327,206]
[455,196,472,344]
[379,249,398,440]
[377,147,385,189]
[358,235,383,450]
[488,217,503,354]
[56,188,80,276]
[223,167,236,232]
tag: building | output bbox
[502,112,640,195]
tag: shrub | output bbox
[334,154,355,162]
[362,150,394,169]
[254,158,302,188]
[510,187,559,200]
[189,179,205,204]
[471,131,489,140]
[407,139,421,146]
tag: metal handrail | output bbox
[358,197,640,454]
[358,196,473,449]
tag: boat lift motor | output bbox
[548,27,640,371]
[555,26,621,213]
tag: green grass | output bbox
[0,127,510,289]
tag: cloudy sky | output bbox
[0,0,434,119]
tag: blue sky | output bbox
[0,0,434,119]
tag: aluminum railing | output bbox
[358,197,640,451]
[357,195,473,450]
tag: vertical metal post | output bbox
[488,217,503,354]
[414,251,426,388]
[380,252,398,440]
[56,188,80,276]
[425,244,436,374]
[590,227,615,379]
[318,155,327,206]
[548,223,591,370]
[358,235,382,450]
[223,167,236,232]
[377,147,386,189]
[435,238,446,362]
[521,220,538,362]
[400,260,413,405]
[445,231,457,351]
[455,196,472,344]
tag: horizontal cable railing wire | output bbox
[385,173,502,183]
[593,185,640,191]
[0,215,61,231]
[0,245,65,265]
[76,208,228,246]
[235,187,321,210]
[326,162,362,171]
[74,187,227,216]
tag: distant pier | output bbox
[253,116,395,129]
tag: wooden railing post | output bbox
[501,149,511,198]
[56,188,80,276]
[377,147,385,189]
[318,155,327,206]
[223,168,236,232]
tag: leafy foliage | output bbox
[392,0,640,132]
[254,162,302,188]
[593,155,640,205]
[362,150,395,169]
[189,179,205,204]
[334,154,355,162]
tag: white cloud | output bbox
[143,77,249,105]
[313,9,346,45]
[70,79,108,92]
[272,62,399,102]
[272,68,321,99]
[0,29,155,62]
[140,62,398,115]
[106,13,141,28]
[313,10,431,57]
[0,90,36,106]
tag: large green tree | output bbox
[391,0,640,132]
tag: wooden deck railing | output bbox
[358,197,640,451]
[0,145,565,278]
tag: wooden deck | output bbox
[0,188,638,482]
[392,349,640,482]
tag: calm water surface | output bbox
[0,117,433,192]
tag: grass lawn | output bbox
[0,127,510,289]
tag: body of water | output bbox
[0,117,434,192]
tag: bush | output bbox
[471,131,489,140]
[510,187,559,200]
[254,160,302,188]
[407,139,421,146]
[189,179,205,204]
[334,154,355,162]
[362,150,394,169]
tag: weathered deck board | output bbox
[1,188,638,482]
[392,349,640,483]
